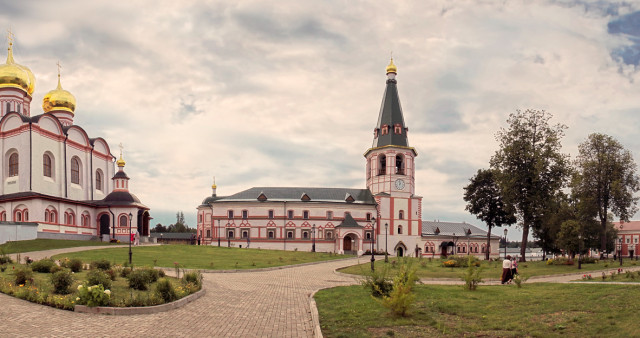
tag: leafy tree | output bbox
[490,109,570,261]
[463,169,516,260]
[573,133,640,258]
[557,220,581,259]
[151,223,167,233]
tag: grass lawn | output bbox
[339,256,640,279]
[51,245,350,270]
[315,283,640,337]
[576,269,640,282]
[0,239,113,254]
[0,263,195,310]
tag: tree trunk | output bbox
[486,226,492,261]
[600,217,608,259]
[520,222,529,262]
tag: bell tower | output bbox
[364,58,422,243]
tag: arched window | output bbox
[9,153,18,177]
[396,155,404,175]
[198,214,202,223]
[206,229,211,237]
[43,154,52,177]
[399,210,404,220]
[23,210,28,221]
[119,215,128,227]
[378,155,386,176]
[44,210,49,222]
[50,210,57,223]
[15,210,21,222]
[397,225,402,234]
[71,157,81,184]
[95,170,103,191]
[67,212,75,225]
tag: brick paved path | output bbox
[0,246,361,337]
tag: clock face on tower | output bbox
[395,179,405,190]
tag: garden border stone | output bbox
[74,288,205,315]
[165,256,356,274]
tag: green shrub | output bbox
[141,268,160,284]
[0,254,12,265]
[14,267,33,285]
[87,269,112,290]
[91,259,111,271]
[68,258,84,273]
[121,267,132,278]
[581,256,598,264]
[462,256,484,290]
[158,269,166,278]
[378,262,418,317]
[183,271,202,287]
[0,265,6,272]
[76,284,111,307]
[51,269,74,294]
[104,268,118,281]
[31,258,56,273]
[441,255,481,268]
[128,269,149,290]
[155,278,177,302]
[362,265,393,297]
[50,265,63,274]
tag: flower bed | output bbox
[0,258,201,311]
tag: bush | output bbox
[31,258,56,273]
[183,271,202,287]
[462,256,484,290]
[0,254,13,265]
[68,258,84,273]
[87,269,112,290]
[128,269,149,290]
[362,266,393,298]
[91,259,111,271]
[104,269,118,281]
[14,267,33,285]
[548,257,574,265]
[51,269,74,294]
[379,262,418,317]
[155,278,177,302]
[76,284,111,307]
[581,256,598,264]
[50,265,64,274]
[121,267,132,278]
[441,255,481,268]
[158,269,166,278]
[141,268,160,284]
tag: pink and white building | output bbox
[197,60,501,257]
[613,221,640,258]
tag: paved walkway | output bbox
[2,248,640,337]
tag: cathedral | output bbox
[198,60,500,257]
[0,37,150,244]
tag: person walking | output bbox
[511,257,518,279]
[134,230,140,246]
[501,255,512,284]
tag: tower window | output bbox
[366,213,372,221]
[119,214,127,227]
[303,210,309,220]
[96,170,103,191]
[268,210,274,219]
[399,210,404,220]
[378,155,386,176]
[71,157,80,184]
[381,124,389,135]
[5,102,9,113]
[394,124,402,134]
[9,153,18,177]
[398,225,403,234]
[396,155,404,175]
[43,154,52,177]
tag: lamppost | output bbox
[503,228,508,259]
[578,233,582,270]
[619,238,623,266]
[384,223,389,263]
[370,218,376,271]
[636,242,638,261]
[217,219,221,247]
[312,224,316,253]
[466,229,471,256]
[128,212,133,265]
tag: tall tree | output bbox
[573,133,640,257]
[490,109,570,261]
[463,169,516,260]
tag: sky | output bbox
[1,0,640,241]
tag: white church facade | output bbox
[198,60,501,257]
[0,37,150,244]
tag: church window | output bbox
[268,230,275,239]
[96,170,103,191]
[43,154,52,177]
[5,102,9,113]
[365,232,371,240]
[366,213,372,221]
[395,155,404,175]
[23,210,28,221]
[45,210,49,222]
[268,210,274,219]
[326,211,333,220]
[119,214,127,227]
[381,124,389,135]
[288,210,294,219]
[15,210,21,222]
[302,231,309,239]
[198,214,202,223]
[303,210,309,220]
[378,155,386,175]
[242,210,248,219]
[228,230,235,239]
[397,225,402,234]
[242,230,248,239]
[228,210,234,219]
[9,153,18,177]
[17,103,20,114]
[71,157,81,184]
[326,231,333,239]
[0,211,5,221]
[399,210,404,220]
[394,124,402,134]
[50,210,56,223]
[206,229,211,238]
[287,230,294,239]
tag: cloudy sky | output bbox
[2,1,640,240]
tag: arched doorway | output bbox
[394,242,407,257]
[397,247,404,257]
[343,234,357,254]
[137,210,151,236]
[99,214,110,238]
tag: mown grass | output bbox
[339,256,640,279]
[577,269,640,282]
[315,283,640,337]
[51,245,349,270]
[0,263,192,310]
[0,239,113,254]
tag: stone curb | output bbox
[74,288,206,315]
[174,256,357,274]
[308,289,324,338]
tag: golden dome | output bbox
[386,58,397,74]
[212,177,217,189]
[0,42,35,95]
[42,75,76,113]
[116,154,126,167]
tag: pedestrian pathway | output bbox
[2,247,640,337]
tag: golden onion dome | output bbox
[0,42,35,95]
[386,58,397,74]
[42,75,76,113]
[116,154,126,167]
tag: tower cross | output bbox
[56,60,62,77]
[6,27,14,45]
[119,142,124,157]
